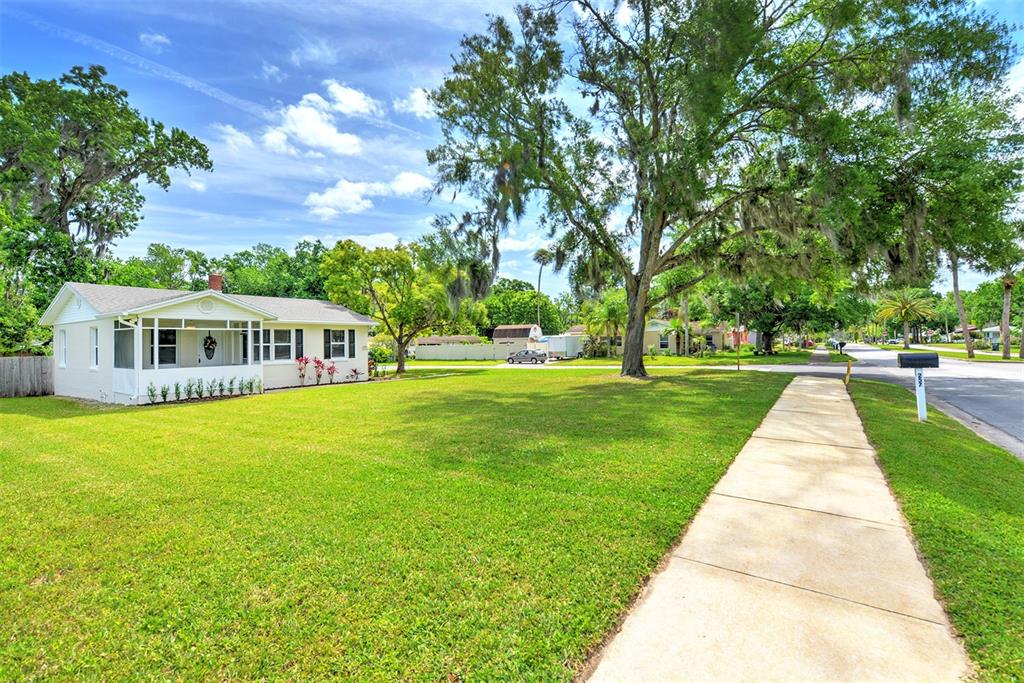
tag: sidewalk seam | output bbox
[674,557,947,627]
[708,491,903,528]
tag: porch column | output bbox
[247,321,252,365]
[133,318,143,401]
[154,318,160,369]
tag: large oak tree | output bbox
[427,0,1012,376]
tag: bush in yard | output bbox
[296,356,310,385]
[255,378,263,394]
[174,382,181,401]
[327,360,337,383]
[206,380,216,398]
[228,377,236,395]
[218,379,225,397]
[160,385,169,402]
[184,379,195,400]
[146,382,158,404]
[312,357,325,384]
[369,344,394,364]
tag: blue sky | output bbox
[1,0,1022,296]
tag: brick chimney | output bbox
[208,272,223,291]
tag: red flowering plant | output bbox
[326,360,337,384]
[295,356,310,385]
[312,356,325,385]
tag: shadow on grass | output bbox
[386,370,791,482]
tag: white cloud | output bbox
[393,87,434,119]
[300,232,402,249]
[290,37,339,66]
[260,61,286,82]
[272,99,363,155]
[614,2,633,25]
[261,128,297,155]
[304,172,432,219]
[185,178,207,192]
[324,80,384,117]
[213,124,254,152]
[139,32,171,53]
[498,233,548,252]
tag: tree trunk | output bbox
[950,252,974,358]
[902,321,910,349]
[396,341,408,373]
[536,265,543,328]
[621,278,649,377]
[1020,313,1023,359]
[1001,275,1014,360]
[682,297,690,356]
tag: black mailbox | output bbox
[897,352,939,369]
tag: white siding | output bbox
[53,319,118,402]
[142,295,267,321]
[261,323,371,389]
[50,292,101,325]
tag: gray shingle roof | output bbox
[65,282,374,325]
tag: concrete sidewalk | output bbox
[587,376,969,682]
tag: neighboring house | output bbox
[492,324,543,344]
[38,275,375,405]
[586,319,734,355]
[981,325,1001,345]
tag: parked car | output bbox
[885,338,902,345]
[507,349,548,364]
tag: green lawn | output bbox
[927,342,1021,354]
[849,380,1024,681]
[556,348,815,366]
[0,370,791,680]
[875,344,1024,362]
[829,352,857,363]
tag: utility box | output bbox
[897,353,939,369]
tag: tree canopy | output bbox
[428,0,1014,376]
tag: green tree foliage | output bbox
[482,288,562,334]
[428,1,1012,376]
[321,240,451,373]
[876,290,937,349]
[0,64,210,264]
[106,243,210,291]
[583,289,628,357]
[214,241,328,299]
[0,65,211,352]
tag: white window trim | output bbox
[328,329,347,360]
[261,328,294,364]
[58,329,67,368]
[89,326,99,370]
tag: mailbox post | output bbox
[897,353,940,422]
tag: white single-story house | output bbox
[38,275,376,405]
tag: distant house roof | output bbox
[40,282,375,326]
[415,335,482,345]
[493,324,542,339]
[566,324,587,335]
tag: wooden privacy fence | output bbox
[0,356,54,398]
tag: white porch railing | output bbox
[139,365,262,403]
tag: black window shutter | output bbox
[324,329,331,359]
[348,329,356,358]
[295,329,303,358]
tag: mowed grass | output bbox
[849,380,1024,681]
[0,370,791,680]
[557,348,814,366]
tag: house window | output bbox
[158,330,177,366]
[89,327,99,369]
[58,330,67,368]
[659,334,669,349]
[274,329,292,360]
[295,329,304,358]
[326,329,347,359]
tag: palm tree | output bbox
[664,318,687,355]
[532,248,554,328]
[585,291,628,357]
[876,290,937,350]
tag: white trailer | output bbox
[544,333,586,359]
